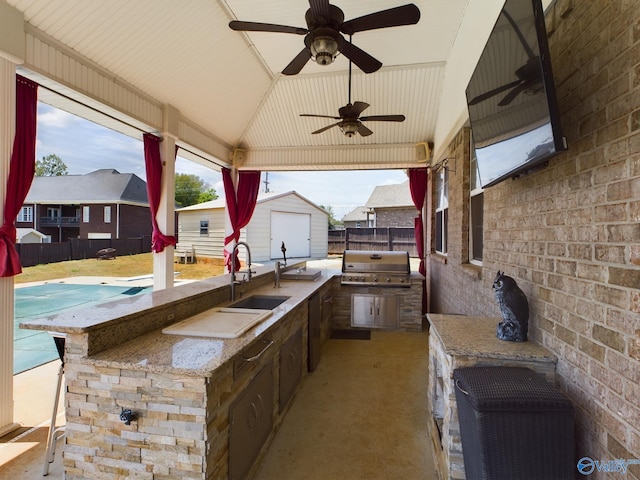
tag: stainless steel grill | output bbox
[341,250,411,287]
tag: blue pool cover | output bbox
[14,283,149,374]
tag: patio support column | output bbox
[0,2,24,437]
[152,104,178,291]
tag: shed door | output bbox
[270,212,311,259]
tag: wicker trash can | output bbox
[454,367,574,480]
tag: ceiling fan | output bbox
[228,1,420,75]
[468,8,543,107]
[300,49,406,137]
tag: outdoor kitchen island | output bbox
[20,262,338,480]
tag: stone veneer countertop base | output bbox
[427,314,557,363]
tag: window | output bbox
[18,206,33,222]
[47,207,60,218]
[83,206,90,223]
[104,206,112,223]
[470,136,484,263]
[435,168,448,254]
[200,220,209,235]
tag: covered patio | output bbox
[2,1,639,479]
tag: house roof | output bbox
[365,181,414,208]
[24,169,149,206]
[177,190,327,215]
[342,206,371,222]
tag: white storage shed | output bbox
[176,191,328,263]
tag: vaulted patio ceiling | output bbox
[7,0,542,172]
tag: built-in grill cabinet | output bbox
[341,250,411,329]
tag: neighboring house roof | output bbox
[24,169,149,206]
[342,206,371,222]
[364,181,413,209]
[177,190,327,214]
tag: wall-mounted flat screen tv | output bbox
[466,0,567,188]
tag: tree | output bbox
[35,154,68,176]
[175,173,217,207]
[321,205,342,230]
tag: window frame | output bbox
[435,168,449,255]
[18,206,33,223]
[469,136,484,265]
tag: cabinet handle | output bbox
[242,339,274,363]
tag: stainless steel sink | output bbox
[228,295,290,310]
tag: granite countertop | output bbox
[427,313,556,363]
[82,269,339,377]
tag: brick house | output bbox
[18,169,152,242]
[427,1,640,472]
[365,180,417,227]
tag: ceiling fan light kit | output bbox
[339,121,359,137]
[309,34,340,65]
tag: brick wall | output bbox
[427,0,640,476]
[375,207,416,227]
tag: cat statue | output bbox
[493,271,529,342]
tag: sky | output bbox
[35,103,409,220]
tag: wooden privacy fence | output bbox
[328,227,418,257]
[16,236,153,267]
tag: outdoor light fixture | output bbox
[310,34,339,65]
[339,121,359,137]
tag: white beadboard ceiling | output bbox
[6,0,517,171]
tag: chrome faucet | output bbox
[274,261,282,288]
[230,241,252,301]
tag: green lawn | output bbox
[16,253,224,284]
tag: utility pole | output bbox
[263,172,270,193]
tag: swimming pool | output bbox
[14,283,149,374]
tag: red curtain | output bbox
[0,76,38,277]
[408,167,428,312]
[222,168,261,272]
[143,133,177,253]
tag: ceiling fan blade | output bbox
[308,0,330,19]
[468,80,522,105]
[312,122,340,134]
[300,113,341,120]
[348,101,370,117]
[229,21,308,35]
[340,4,421,35]
[357,122,374,137]
[282,48,312,75]
[339,41,382,74]
[359,114,405,122]
[498,82,527,106]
